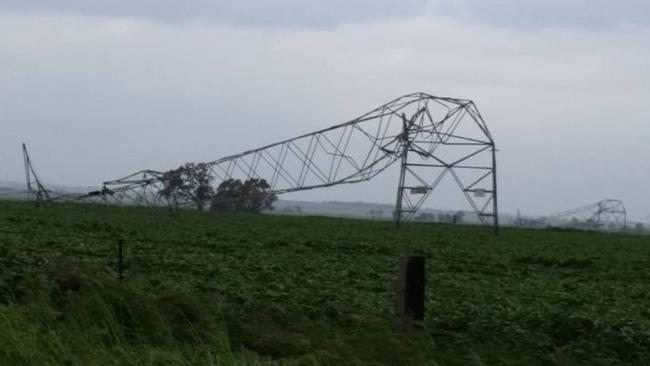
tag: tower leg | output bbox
[491,145,499,235]
[22,143,33,202]
[394,149,408,228]
[394,114,411,229]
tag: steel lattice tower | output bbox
[25,93,499,232]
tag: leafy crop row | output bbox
[0,200,649,365]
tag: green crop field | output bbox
[0,200,649,365]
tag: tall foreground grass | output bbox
[0,262,426,366]
[0,264,278,366]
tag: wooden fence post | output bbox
[117,238,124,282]
[395,256,425,324]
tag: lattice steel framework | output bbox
[550,199,627,231]
[27,93,499,231]
[22,143,51,205]
[22,143,106,204]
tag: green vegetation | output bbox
[210,178,277,213]
[157,162,278,213]
[0,200,649,365]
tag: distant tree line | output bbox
[369,209,384,219]
[281,205,302,214]
[160,163,277,213]
[415,211,465,224]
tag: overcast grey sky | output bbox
[1,1,649,220]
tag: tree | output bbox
[159,163,214,210]
[210,178,277,213]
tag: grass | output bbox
[0,200,649,365]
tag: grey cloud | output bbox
[428,0,650,28]
[0,0,427,27]
[1,0,650,29]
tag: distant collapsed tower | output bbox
[550,199,627,231]
[27,93,500,232]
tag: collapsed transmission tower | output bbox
[550,199,627,231]
[95,93,498,230]
[35,93,500,231]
